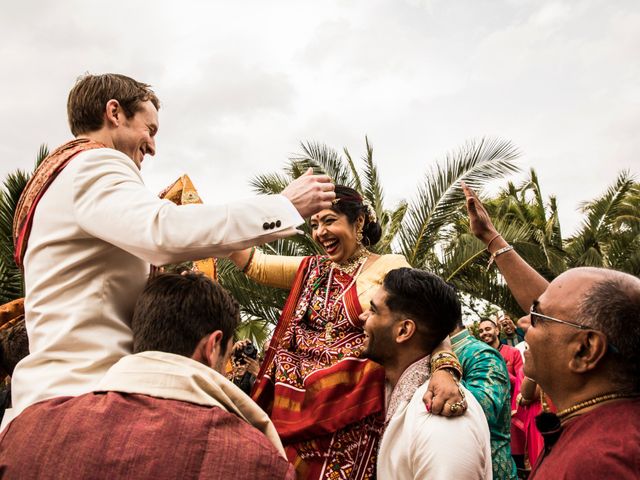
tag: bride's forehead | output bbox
[310,209,342,222]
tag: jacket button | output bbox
[275,220,282,228]
[263,222,270,230]
[269,222,276,229]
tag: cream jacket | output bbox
[5,147,302,429]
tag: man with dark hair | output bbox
[499,314,525,347]
[6,72,335,427]
[361,268,492,479]
[451,318,517,479]
[463,182,640,479]
[0,273,295,479]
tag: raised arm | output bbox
[462,182,549,311]
[237,249,303,289]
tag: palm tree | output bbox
[441,169,639,318]
[0,145,49,304]
[219,137,521,341]
[566,171,639,275]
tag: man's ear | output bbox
[204,330,225,369]
[105,99,122,128]
[569,331,608,373]
[395,319,417,344]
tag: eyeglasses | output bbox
[529,301,590,330]
[529,300,620,354]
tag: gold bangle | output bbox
[486,233,502,250]
[430,351,463,380]
[241,247,256,273]
[486,245,514,271]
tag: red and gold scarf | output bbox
[13,139,105,268]
[253,256,385,479]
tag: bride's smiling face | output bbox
[310,208,364,263]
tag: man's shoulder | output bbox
[457,336,507,365]
[407,382,489,432]
[398,382,491,477]
[538,401,640,479]
[65,146,140,176]
[375,254,410,269]
[500,344,520,356]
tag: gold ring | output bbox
[449,403,460,413]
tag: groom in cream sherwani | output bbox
[3,73,334,429]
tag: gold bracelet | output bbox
[486,245,514,271]
[486,233,502,250]
[430,351,463,380]
[241,247,256,273]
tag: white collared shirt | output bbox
[378,359,493,480]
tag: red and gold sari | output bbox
[253,255,387,479]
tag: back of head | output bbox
[332,185,382,247]
[578,269,640,391]
[383,268,461,353]
[67,73,160,136]
[131,273,239,357]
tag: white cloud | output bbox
[0,0,638,235]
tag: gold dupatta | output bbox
[154,175,217,280]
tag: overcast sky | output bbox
[1,0,638,235]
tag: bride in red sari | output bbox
[231,186,463,479]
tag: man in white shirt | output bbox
[5,73,335,428]
[361,268,492,479]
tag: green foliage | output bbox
[226,137,638,340]
[0,145,49,303]
[441,169,639,317]
[222,137,521,337]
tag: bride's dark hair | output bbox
[331,185,382,247]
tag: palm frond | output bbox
[361,137,385,217]
[35,144,49,168]
[399,137,520,267]
[0,169,32,301]
[343,147,363,193]
[249,172,291,195]
[566,171,637,264]
[376,201,408,254]
[290,141,353,185]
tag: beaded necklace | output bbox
[558,392,638,422]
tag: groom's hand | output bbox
[282,168,335,218]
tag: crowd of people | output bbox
[0,73,637,479]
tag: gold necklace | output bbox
[329,247,370,275]
[323,248,370,342]
[557,392,638,420]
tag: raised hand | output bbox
[461,181,499,246]
[281,168,335,218]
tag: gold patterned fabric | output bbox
[155,175,217,280]
[250,253,410,480]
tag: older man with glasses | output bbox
[462,182,640,480]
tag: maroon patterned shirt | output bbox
[530,397,640,479]
[0,392,295,479]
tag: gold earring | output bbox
[356,226,364,245]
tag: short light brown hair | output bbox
[67,73,160,136]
